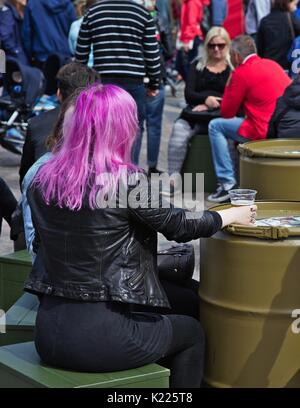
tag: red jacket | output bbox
[224,0,245,39]
[179,0,210,44]
[221,55,292,140]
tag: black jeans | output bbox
[138,278,204,388]
[35,293,204,388]
[159,314,204,388]
[0,177,17,235]
[133,278,200,320]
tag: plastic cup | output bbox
[229,189,257,206]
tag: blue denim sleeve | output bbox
[21,153,52,262]
[211,0,228,26]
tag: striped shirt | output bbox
[75,0,161,89]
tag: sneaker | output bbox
[207,184,238,203]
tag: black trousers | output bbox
[35,279,203,388]
[132,278,200,320]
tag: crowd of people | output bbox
[0,0,300,388]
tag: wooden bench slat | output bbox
[0,342,170,388]
[6,293,38,325]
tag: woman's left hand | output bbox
[205,96,222,109]
[192,104,209,112]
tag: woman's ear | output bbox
[57,88,63,103]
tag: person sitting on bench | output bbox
[25,83,256,388]
[167,26,232,195]
[207,35,291,203]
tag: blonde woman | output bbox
[168,26,232,188]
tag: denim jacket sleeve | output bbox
[21,153,52,261]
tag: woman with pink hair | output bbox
[26,83,256,388]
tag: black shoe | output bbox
[207,184,238,203]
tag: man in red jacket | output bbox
[208,35,291,202]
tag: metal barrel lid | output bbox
[238,139,300,159]
[210,201,300,240]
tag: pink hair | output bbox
[33,84,139,210]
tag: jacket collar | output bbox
[242,54,258,65]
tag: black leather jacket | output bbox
[25,179,222,308]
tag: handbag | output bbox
[180,105,221,124]
[157,244,195,285]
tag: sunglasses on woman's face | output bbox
[207,43,227,50]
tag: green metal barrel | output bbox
[199,202,300,388]
[239,140,300,200]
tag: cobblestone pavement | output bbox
[0,86,203,280]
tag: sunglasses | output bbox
[207,43,227,50]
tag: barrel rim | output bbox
[238,139,300,159]
[210,201,300,240]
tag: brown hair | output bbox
[46,62,101,151]
[46,89,82,151]
[56,62,100,101]
[273,0,294,11]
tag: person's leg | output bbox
[158,314,205,388]
[168,118,193,174]
[160,279,200,320]
[208,117,246,189]
[175,49,189,81]
[126,84,147,165]
[146,85,165,170]
[0,177,17,234]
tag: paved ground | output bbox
[0,85,204,280]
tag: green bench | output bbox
[0,293,37,347]
[0,250,32,311]
[0,342,170,388]
[0,252,170,387]
[181,134,217,193]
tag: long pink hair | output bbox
[33,84,139,210]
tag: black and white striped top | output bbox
[75,0,161,89]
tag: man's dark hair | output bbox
[231,35,257,60]
[56,62,100,101]
[273,0,294,12]
[86,0,98,8]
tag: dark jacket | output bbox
[0,3,28,65]
[0,177,17,236]
[22,0,76,62]
[19,107,60,188]
[75,0,161,90]
[257,9,300,70]
[267,74,300,139]
[24,178,222,307]
[184,61,231,107]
